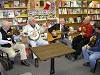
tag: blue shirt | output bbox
[90,33,100,52]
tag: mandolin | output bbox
[88,35,96,47]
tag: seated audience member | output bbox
[0,19,30,66]
[48,18,71,47]
[71,16,94,60]
[82,22,100,73]
[22,18,49,59]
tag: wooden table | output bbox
[30,43,75,75]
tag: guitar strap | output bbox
[30,25,35,29]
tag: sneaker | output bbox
[11,60,14,64]
[83,62,90,67]
[21,60,30,67]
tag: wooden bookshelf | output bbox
[0,0,28,26]
[56,0,100,27]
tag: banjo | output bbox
[28,25,42,41]
[28,29,40,41]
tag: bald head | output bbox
[3,19,12,28]
[28,17,37,25]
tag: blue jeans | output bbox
[82,46,100,68]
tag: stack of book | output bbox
[59,1,82,7]
[65,17,82,23]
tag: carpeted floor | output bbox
[6,56,100,75]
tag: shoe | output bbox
[83,62,90,67]
[90,68,95,73]
[21,60,30,67]
[65,54,73,60]
[11,60,14,64]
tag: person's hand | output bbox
[51,30,57,36]
[85,44,90,49]
[8,41,13,46]
[90,36,96,41]
[80,32,85,36]
[68,30,77,36]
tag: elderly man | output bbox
[22,18,49,59]
[82,22,100,73]
[0,19,30,66]
[71,16,94,60]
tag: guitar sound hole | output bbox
[52,36,57,38]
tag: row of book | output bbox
[59,8,100,14]
[92,15,100,20]
[0,10,28,18]
[64,17,82,23]
[29,9,56,19]
[0,0,26,8]
[59,1,82,7]
[59,8,82,14]
[59,0,100,8]
[88,9,100,14]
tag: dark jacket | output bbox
[0,27,15,47]
[48,23,69,38]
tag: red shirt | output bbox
[77,23,93,38]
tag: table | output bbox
[30,43,75,75]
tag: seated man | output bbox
[82,22,100,73]
[48,18,71,47]
[22,18,49,59]
[0,19,30,66]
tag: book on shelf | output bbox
[3,1,13,8]
[3,10,8,18]
[59,1,82,7]
[92,15,97,20]
[70,1,81,7]
[20,0,26,8]
[0,10,3,18]
[96,15,100,20]
[14,0,20,8]
[67,9,73,14]
[3,10,14,18]
[83,9,87,14]
[7,10,14,18]
[73,9,81,14]
[83,1,88,7]
[15,10,28,17]
[0,2,3,8]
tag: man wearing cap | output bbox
[22,18,49,59]
[82,22,100,73]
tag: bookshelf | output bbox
[0,0,28,26]
[56,0,100,27]
[56,0,83,26]
[88,1,100,22]
[28,0,57,25]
